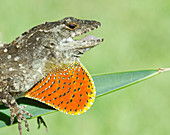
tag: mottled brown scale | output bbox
[0,17,103,135]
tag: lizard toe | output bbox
[10,105,32,134]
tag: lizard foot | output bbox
[10,105,33,135]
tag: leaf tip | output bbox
[158,68,170,73]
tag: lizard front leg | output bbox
[0,89,33,135]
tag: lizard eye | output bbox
[66,23,78,30]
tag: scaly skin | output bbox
[0,17,103,134]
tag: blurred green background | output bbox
[0,0,170,135]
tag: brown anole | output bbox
[0,17,104,134]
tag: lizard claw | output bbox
[10,105,33,135]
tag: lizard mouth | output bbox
[73,33,104,47]
[71,21,104,46]
[80,35,104,42]
[74,35,104,49]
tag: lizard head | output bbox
[57,17,103,41]
[11,17,104,69]
[43,17,104,59]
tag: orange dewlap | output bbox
[25,63,96,115]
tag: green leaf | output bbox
[0,68,169,128]
[94,69,159,97]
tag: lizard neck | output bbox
[30,43,80,76]
[31,50,80,77]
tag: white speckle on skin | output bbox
[11,99,15,104]
[67,37,73,42]
[7,55,11,59]
[23,70,26,73]
[3,48,8,52]
[72,33,75,37]
[16,45,20,48]
[14,56,20,61]
[19,64,22,67]
[19,64,25,69]
[2,99,7,103]
[55,46,59,50]
[9,67,13,71]
[38,29,49,32]
[36,37,40,41]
